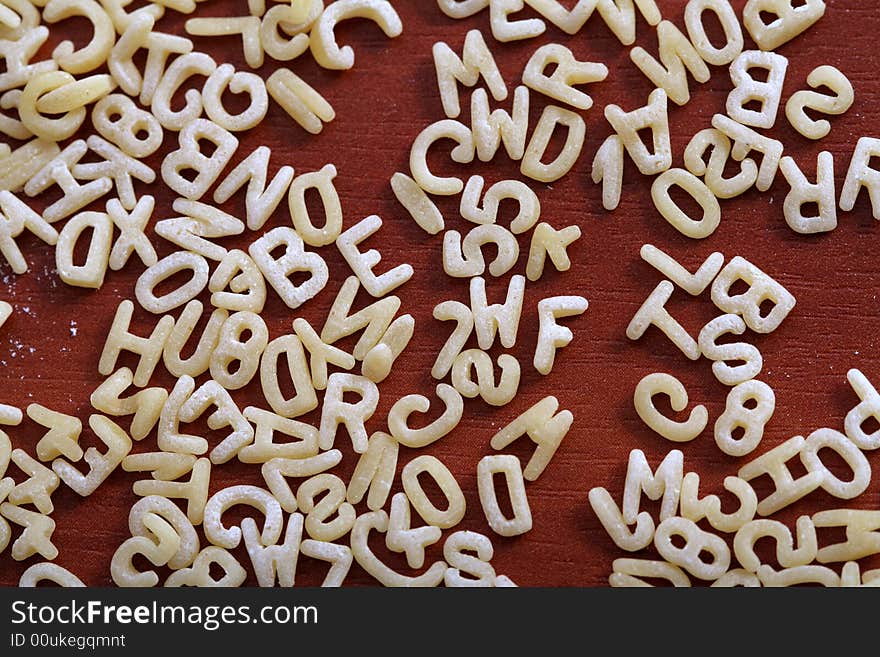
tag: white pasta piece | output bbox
[813,509,880,564]
[185,17,263,69]
[34,74,114,116]
[123,451,196,482]
[433,28,507,119]
[390,172,444,235]
[0,191,58,275]
[321,277,398,361]
[786,65,853,140]
[639,244,723,296]
[626,280,700,360]
[431,300,473,380]
[460,176,540,234]
[0,26,57,93]
[297,474,356,542]
[437,0,488,19]
[522,43,607,110]
[299,539,353,587]
[150,52,216,131]
[630,21,710,106]
[622,448,683,524]
[346,431,397,510]
[733,516,817,573]
[261,451,343,514]
[101,0,165,36]
[471,85,529,162]
[309,0,402,70]
[0,405,21,428]
[52,415,131,497]
[361,313,413,383]
[0,302,9,331]
[203,485,282,549]
[0,138,60,194]
[164,547,246,587]
[526,222,581,282]
[534,296,587,375]
[239,408,317,465]
[0,503,57,560]
[609,558,691,587]
[633,372,707,443]
[698,314,762,386]
[161,119,239,200]
[757,564,839,588]
[409,118,475,195]
[214,147,293,232]
[386,492,442,570]
[800,428,871,500]
[711,569,761,587]
[470,274,524,350]
[737,436,822,516]
[401,455,466,529]
[840,137,880,219]
[604,87,671,176]
[714,379,775,457]
[684,128,758,199]
[210,311,269,391]
[55,210,112,289]
[318,373,379,453]
[243,513,302,587]
[209,249,266,314]
[350,511,447,587]
[591,134,624,211]
[444,530,496,587]
[110,512,180,586]
[443,224,519,278]
[19,562,85,587]
[520,104,585,183]
[135,251,209,315]
[488,0,545,43]
[107,14,157,97]
[157,376,204,455]
[710,256,796,334]
[99,300,174,387]
[133,26,193,107]
[106,196,157,271]
[845,369,880,450]
[163,301,226,379]
[742,0,825,52]
[680,473,757,534]
[293,318,355,390]
[259,4,317,63]
[779,152,837,235]
[266,68,335,134]
[490,396,572,481]
[129,495,199,570]
[651,168,721,239]
[72,137,154,212]
[9,449,59,514]
[17,71,87,141]
[89,368,166,441]
[840,562,880,588]
[92,94,163,159]
[179,381,254,464]
[683,0,743,66]
[131,458,211,526]
[711,114,783,192]
[257,336,317,420]
[337,215,414,297]
[588,487,655,552]
[477,454,532,537]
[654,517,730,581]
[288,164,342,247]
[726,50,788,130]
[451,350,520,407]
[249,227,329,310]
[202,64,268,131]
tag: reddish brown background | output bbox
[1,0,879,587]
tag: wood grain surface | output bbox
[1,0,879,587]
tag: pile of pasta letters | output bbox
[0,0,877,587]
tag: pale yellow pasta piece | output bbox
[609,558,691,587]
[163,300,226,379]
[0,503,58,560]
[633,372,708,443]
[107,14,157,96]
[813,509,880,564]
[35,74,114,115]
[490,396,572,481]
[522,43,606,110]
[350,511,447,587]
[711,569,761,587]
[157,199,245,262]
[534,297,587,375]
[680,473,757,534]
[683,0,743,66]
[52,415,131,496]
[0,0,39,38]
[288,164,342,247]
[309,0,402,70]
[742,0,825,52]
[157,375,204,455]
[604,87,671,176]
[242,512,302,587]
[92,94,163,160]
[526,223,581,282]
[209,311,268,390]
[845,369,880,450]
[18,71,88,141]
[622,448,683,524]
[337,214,413,297]
[262,450,343,513]
[0,302,10,331]
[161,119,239,200]
[683,128,758,199]
[126,23,192,106]
[297,474,356,542]
[652,168,721,239]
[639,244,723,296]
[266,67,335,134]
[130,457,211,526]
[19,562,85,587]
[451,350,520,407]
[386,492,442,570]
[318,373,379,453]
[630,21,709,106]
[714,379,775,457]
[0,479,13,554]
[100,0,165,35]
[89,368,166,441]
[801,428,871,500]
[390,172,444,235]
[460,175,540,233]
[346,432,396,510]
[757,564,839,587]
[164,546,245,587]
[180,380,255,464]
[107,196,157,271]
[433,28,507,119]
[293,318,355,390]
[185,16,263,69]
[214,146,294,232]
[128,494,199,570]
[321,277,398,360]
[470,275,524,350]
[9,449,59,514]
[431,300,473,380]
[257,336,317,419]
[76,135,155,211]
[110,512,180,586]
[654,517,730,581]
[55,210,112,289]
[299,539,353,587]
[443,224,519,278]
[710,255,796,334]
[786,65,852,140]
[0,138,60,194]
[361,314,414,383]
[588,486,655,552]
[0,190,58,274]
[840,137,880,219]
[239,407,318,464]
[737,436,822,516]
[477,454,531,537]
[259,5,313,62]
[249,227,329,310]
[698,314,763,386]
[489,0,545,43]
[626,281,700,360]
[150,52,216,131]
[437,0,488,19]
[202,64,268,132]
[726,50,788,130]
[401,455,466,529]
[840,561,880,588]
[135,251,209,315]
[711,113,783,192]
[779,152,836,235]
[203,484,282,549]
[388,384,465,449]
[123,452,197,482]
[733,516,817,573]
[520,104,585,183]
[471,85,529,162]
[209,249,266,314]
[591,134,624,211]
[409,118,475,195]
[99,300,174,387]
[0,26,56,93]
[444,530,496,587]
